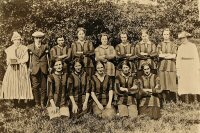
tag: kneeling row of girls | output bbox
[47,58,162,120]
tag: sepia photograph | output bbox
[0,0,200,132]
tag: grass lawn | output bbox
[0,100,199,133]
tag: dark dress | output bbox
[91,74,115,117]
[68,71,91,115]
[135,40,157,76]
[71,40,94,77]
[115,43,137,75]
[138,73,162,120]
[50,45,72,73]
[91,74,114,106]
[47,73,68,107]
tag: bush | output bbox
[0,0,199,67]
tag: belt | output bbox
[181,57,194,60]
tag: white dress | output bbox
[0,44,33,99]
[176,42,200,95]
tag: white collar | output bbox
[100,45,109,49]
[120,42,129,47]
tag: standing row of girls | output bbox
[1,27,200,120]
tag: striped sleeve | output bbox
[108,76,114,91]
[71,42,81,58]
[86,41,94,56]
[115,76,125,95]
[150,43,157,56]
[48,76,54,100]
[67,76,74,96]
[86,74,91,93]
[91,77,95,92]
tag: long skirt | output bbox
[159,71,177,92]
[139,96,161,120]
[139,106,161,120]
[0,64,33,99]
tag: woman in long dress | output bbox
[0,32,33,101]
[157,29,178,103]
[176,31,200,103]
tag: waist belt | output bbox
[181,57,194,60]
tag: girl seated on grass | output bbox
[115,60,138,118]
[47,59,70,119]
[68,58,91,118]
[137,63,162,120]
[91,61,116,119]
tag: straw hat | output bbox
[178,31,192,39]
[11,32,21,41]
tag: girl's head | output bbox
[119,31,128,43]
[73,58,84,73]
[77,27,86,41]
[96,61,105,75]
[50,59,64,73]
[57,36,65,47]
[100,33,109,45]
[141,63,151,76]
[53,60,63,72]
[163,28,170,41]
[121,60,131,75]
[141,29,149,42]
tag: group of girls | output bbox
[1,27,200,120]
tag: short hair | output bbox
[56,34,65,40]
[100,33,109,39]
[141,62,152,70]
[51,58,63,68]
[119,60,131,69]
[118,30,129,39]
[77,27,86,35]
[72,58,85,71]
[163,28,170,34]
[95,61,105,70]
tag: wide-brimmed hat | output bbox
[178,31,192,39]
[11,32,21,41]
[32,31,45,37]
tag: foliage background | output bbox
[0,1,199,132]
[0,0,200,46]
